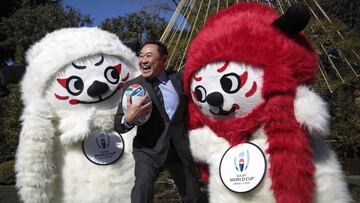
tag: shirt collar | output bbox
[155,70,168,84]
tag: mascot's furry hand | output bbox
[16,27,139,203]
[184,2,351,203]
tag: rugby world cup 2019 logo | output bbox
[234,149,250,172]
[96,133,110,149]
[126,84,145,97]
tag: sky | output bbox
[6,0,176,65]
[62,0,175,26]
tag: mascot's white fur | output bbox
[183,3,351,203]
[16,27,139,203]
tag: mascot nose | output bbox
[206,92,224,107]
[87,81,109,97]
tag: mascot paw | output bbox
[59,108,95,145]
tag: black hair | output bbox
[141,40,168,56]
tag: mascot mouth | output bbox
[69,83,125,105]
[209,104,240,116]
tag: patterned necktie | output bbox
[152,78,164,107]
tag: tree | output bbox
[0,1,92,166]
[0,0,23,66]
[0,3,92,64]
[306,0,360,158]
[319,0,360,36]
[100,10,167,45]
[323,77,360,160]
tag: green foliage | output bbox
[0,0,23,65]
[0,87,22,163]
[307,0,360,160]
[0,3,93,64]
[100,10,167,44]
[0,1,93,164]
[0,160,15,185]
[0,0,22,18]
[315,77,360,159]
[347,175,360,202]
[319,0,360,36]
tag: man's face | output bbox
[138,44,167,79]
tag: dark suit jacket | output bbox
[114,71,193,167]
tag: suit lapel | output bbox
[168,71,186,122]
[139,76,169,121]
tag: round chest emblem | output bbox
[219,142,266,193]
[82,130,124,165]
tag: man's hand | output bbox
[124,95,152,125]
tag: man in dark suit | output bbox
[114,41,204,203]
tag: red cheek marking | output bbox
[217,61,229,73]
[239,71,248,88]
[245,81,257,97]
[191,90,198,100]
[69,99,79,105]
[115,64,122,73]
[54,94,69,100]
[121,72,129,82]
[194,75,202,81]
[57,78,67,88]
[117,83,124,90]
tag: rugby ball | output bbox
[122,84,152,125]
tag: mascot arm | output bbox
[189,126,216,162]
[15,108,56,203]
[189,125,230,162]
[294,85,330,137]
[58,108,94,145]
[189,126,230,183]
[295,86,352,202]
[189,128,211,183]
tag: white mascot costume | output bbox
[16,27,139,203]
[183,3,351,203]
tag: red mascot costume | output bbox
[183,2,351,203]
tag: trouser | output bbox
[131,141,202,203]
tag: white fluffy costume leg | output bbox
[16,27,139,203]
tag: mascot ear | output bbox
[273,3,310,34]
[123,38,140,55]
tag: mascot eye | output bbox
[66,76,84,96]
[220,73,240,94]
[194,86,207,103]
[104,66,119,84]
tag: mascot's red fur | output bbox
[183,2,351,203]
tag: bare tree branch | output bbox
[171,0,179,7]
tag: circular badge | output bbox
[219,142,266,193]
[82,130,124,165]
